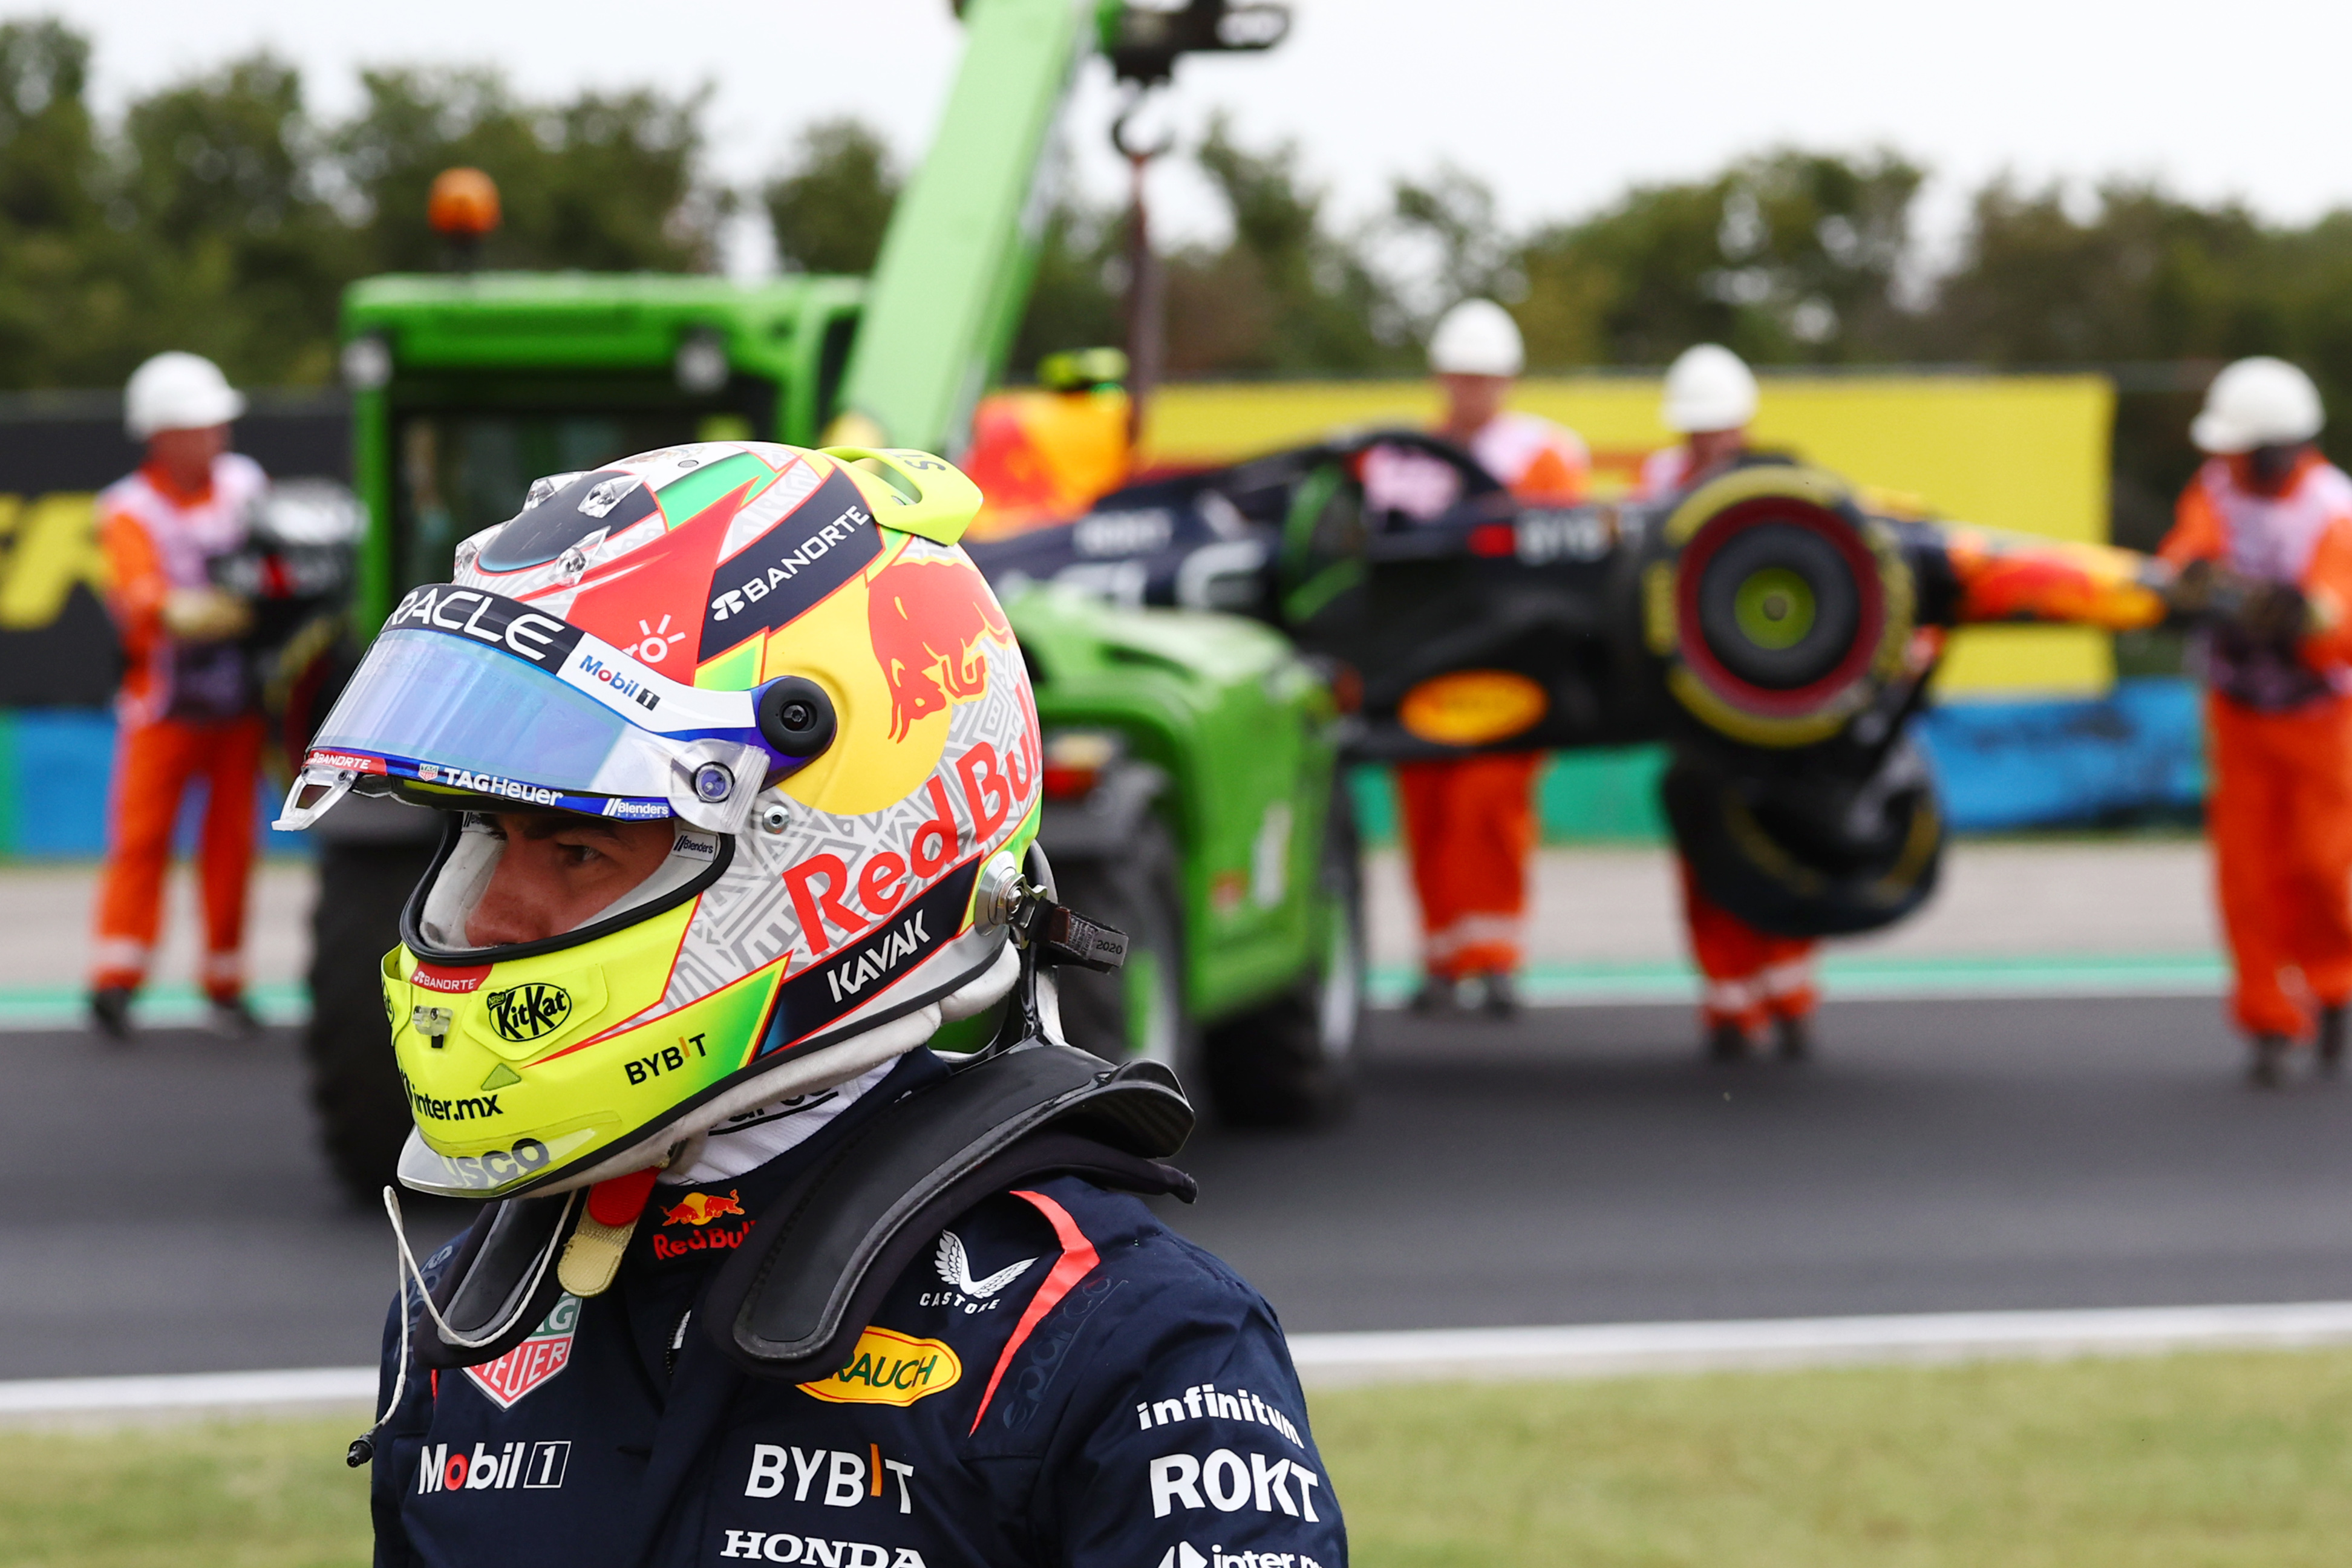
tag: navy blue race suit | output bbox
[371,1053,1347,1568]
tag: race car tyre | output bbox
[1050,815,1197,1092]
[1633,463,1915,753]
[1203,781,1364,1127]
[1662,734,1944,938]
[305,840,433,1204]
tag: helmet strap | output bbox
[981,869,1132,1059]
[347,1179,580,1468]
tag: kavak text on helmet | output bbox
[1662,344,1759,436]
[124,351,246,439]
[1428,299,1525,378]
[280,442,1040,1200]
[2192,356,2325,454]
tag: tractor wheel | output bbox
[304,840,432,1204]
[1049,817,1194,1090]
[1203,783,1364,1128]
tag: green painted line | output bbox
[1369,954,2229,1008]
[0,981,309,1033]
[0,956,2230,1030]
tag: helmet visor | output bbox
[284,585,774,829]
[316,629,681,803]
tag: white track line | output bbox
[1288,1302,2352,1385]
[0,1365,374,1420]
[11,1304,2352,1419]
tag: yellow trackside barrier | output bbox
[0,493,103,630]
[1139,373,2117,699]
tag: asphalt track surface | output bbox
[9,994,2352,1380]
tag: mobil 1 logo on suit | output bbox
[417,1439,571,1494]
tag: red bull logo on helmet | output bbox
[867,556,1016,741]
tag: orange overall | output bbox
[90,454,269,1003]
[1674,860,1821,1031]
[1395,413,1590,979]
[2161,454,2352,1041]
[1640,443,1824,1032]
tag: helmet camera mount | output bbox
[755,676,838,763]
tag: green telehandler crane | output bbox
[302,0,1361,1203]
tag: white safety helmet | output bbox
[1662,344,1759,435]
[2192,356,2324,454]
[125,351,246,439]
[1428,299,1524,378]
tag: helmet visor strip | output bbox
[279,584,797,830]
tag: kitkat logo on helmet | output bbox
[485,982,572,1043]
[867,555,1016,740]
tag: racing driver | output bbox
[280,441,1344,1568]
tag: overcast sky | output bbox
[53,0,2352,273]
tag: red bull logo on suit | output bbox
[663,1190,746,1227]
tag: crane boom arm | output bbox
[833,1,1289,455]
[832,0,1094,454]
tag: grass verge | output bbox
[1315,1349,2352,1566]
[9,1348,2352,1566]
[0,1415,371,1568]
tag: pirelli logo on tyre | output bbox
[797,1327,961,1406]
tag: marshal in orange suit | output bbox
[88,353,267,1041]
[1638,345,1823,1061]
[2159,356,2352,1086]
[1390,301,1590,1017]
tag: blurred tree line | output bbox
[0,18,714,387]
[17,16,2352,547]
[787,121,2338,550]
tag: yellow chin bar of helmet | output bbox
[381,826,1031,1201]
[382,892,751,1198]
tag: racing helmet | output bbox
[280,442,1043,1201]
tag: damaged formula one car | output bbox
[969,429,2241,941]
